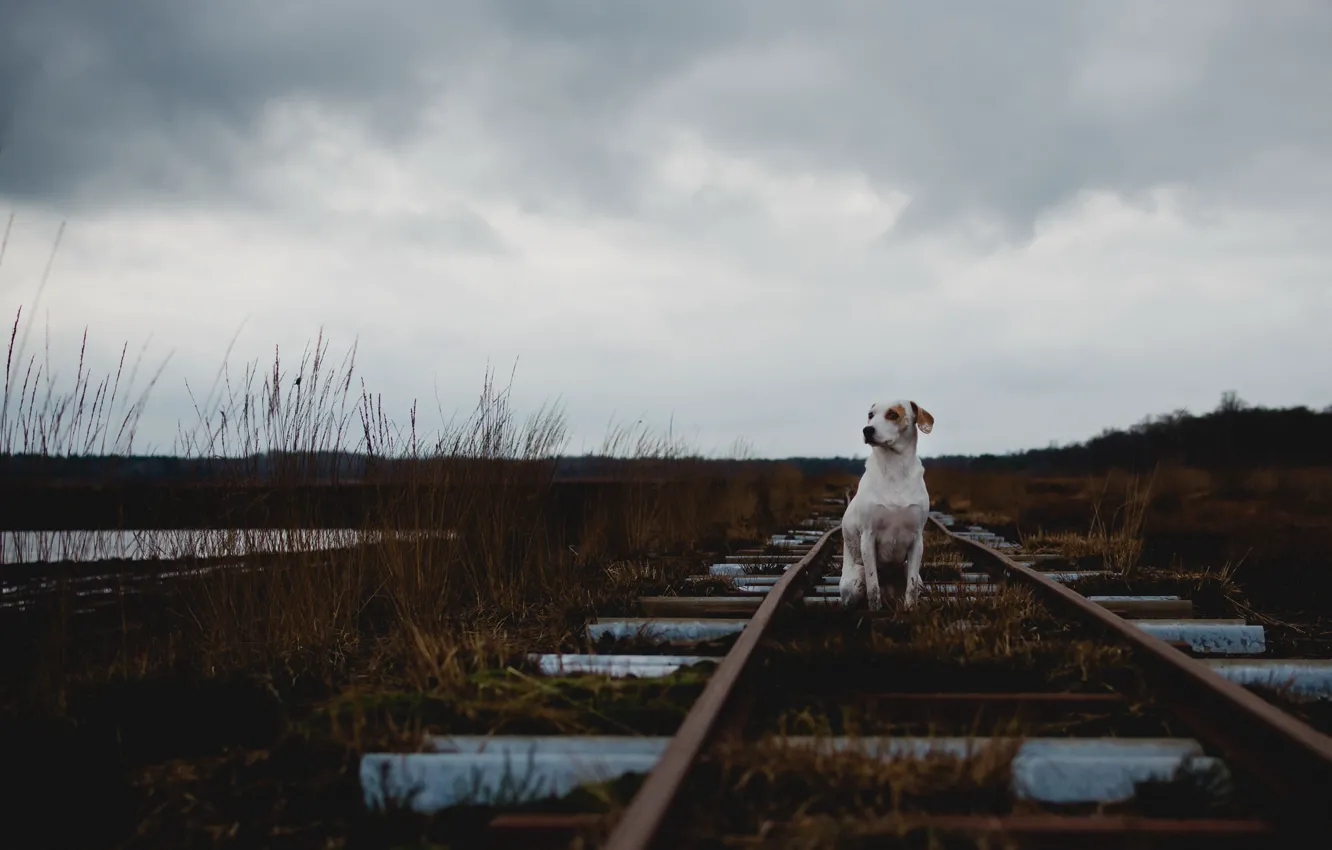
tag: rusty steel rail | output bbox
[599,526,841,850]
[930,515,1332,835]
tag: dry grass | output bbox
[1012,470,1153,576]
[1064,567,1243,619]
[316,665,715,745]
[772,585,1050,658]
[0,308,824,848]
[1065,565,1332,657]
[1087,469,1153,575]
[757,582,1144,709]
[924,468,1029,528]
[677,737,1019,847]
[699,815,1014,850]
[928,462,1332,634]
[3,308,167,457]
[920,530,966,579]
[2,318,811,702]
[929,463,1332,542]
[330,737,1018,850]
[757,583,1166,735]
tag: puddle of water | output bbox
[2,528,451,565]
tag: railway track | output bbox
[358,491,1332,847]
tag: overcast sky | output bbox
[2,1,1330,458]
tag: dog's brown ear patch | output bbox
[910,401,934,434]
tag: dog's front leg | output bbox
[861,529,883,610]
[903,533,925,609]
[839,532,865,609]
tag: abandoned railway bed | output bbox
[361,492,1332,848]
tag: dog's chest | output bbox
[843,500,926,564]
[855,464,928,510]
[863,502,926,546]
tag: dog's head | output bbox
[862,399,934,450]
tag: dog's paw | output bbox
[901,579,923,610]
[839,581,865,610]
[866,587,884,611]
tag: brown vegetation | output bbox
[0,316,826,849]
[926,463,1332,623]
[7,301,1330,847]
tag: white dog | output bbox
[840,399,934,611]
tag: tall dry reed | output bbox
[3,312,805,696]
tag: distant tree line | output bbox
[925,393,1332,474]
[0,450,868,485]
[5,393,1326,482]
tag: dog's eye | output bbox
[886,409,899,421]
[868,412,873,420]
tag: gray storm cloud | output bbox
[4,1,1330,233]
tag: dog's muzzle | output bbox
[862,425,876,444]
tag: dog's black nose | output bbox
[862,425,875,439]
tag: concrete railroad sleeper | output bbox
[361,496,1332,848]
